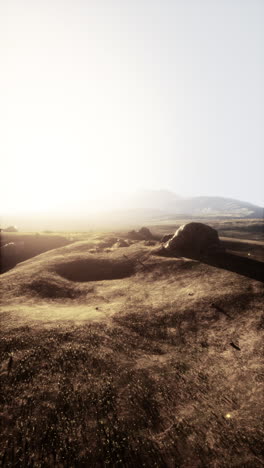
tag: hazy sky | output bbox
[1,0,263,214]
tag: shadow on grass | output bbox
[155,248,264,283]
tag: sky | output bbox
[1,0,263,215]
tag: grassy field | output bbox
[0,220,263,467]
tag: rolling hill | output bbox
[0,229,263,466]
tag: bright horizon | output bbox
[1,0,263,215]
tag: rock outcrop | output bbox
[164,222,223,255]
[127,227,153,241]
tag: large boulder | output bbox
[164,222,223,255]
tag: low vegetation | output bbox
[1,292,263,467]
[0,220,263,466]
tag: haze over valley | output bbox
[2,190,263,232]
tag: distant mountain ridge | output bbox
[169,195,263,218]
[121,191,263,219]
[1,192,263,231]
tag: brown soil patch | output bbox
[55,257,135,282]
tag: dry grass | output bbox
[0,223,263,467]
[1,293,263,467]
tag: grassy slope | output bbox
[0,231,264,467]
[0,232,73,274]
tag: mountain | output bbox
[1,192,263,232]
[167,196,263,218]
[115,191,263,219]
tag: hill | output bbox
[120,192,263,219]
[0,229,263,466]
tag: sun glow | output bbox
[1,152,128,215]
[1,1,169,216]
[1,0,263,217]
